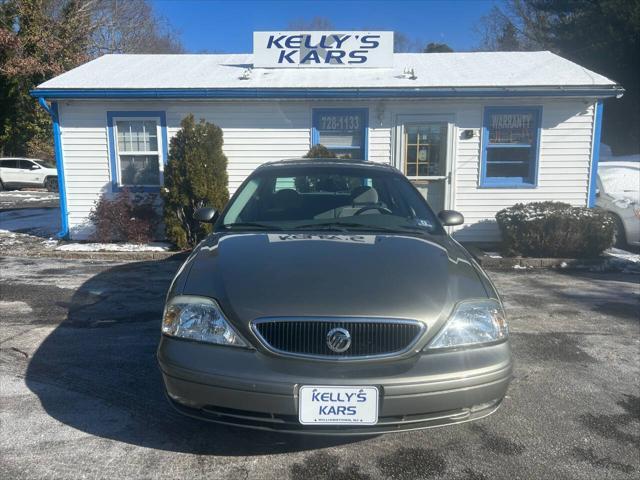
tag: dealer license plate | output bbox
[298,386,379,425]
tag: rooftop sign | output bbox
[253,31,394,68]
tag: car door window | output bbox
[1,160,19,168]
[20,160,37,170]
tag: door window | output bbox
[19,160,37,170]
[403,124,447,178]
[402,122,449,212]
[0,160,19,168]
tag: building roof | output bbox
[33,51,622,99]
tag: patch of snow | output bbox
[0,301,33,314]
[37,51,617,90]
[0,191,59,200]
[0,208,60,236]
[55,242,171,252]
[606,248,640,264]
[499,202,608,222]
[486,252,503,258]
[513,264,528,270]
[588,248,640,274]
[598,164,640,205]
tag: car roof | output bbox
[0,157,44,162]
[256,158,399,173]
[599,161,639,170]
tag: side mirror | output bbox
[30,165,40,170]
[193,207,217,223]
[438,210,464,226]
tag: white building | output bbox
[31,32,622,241]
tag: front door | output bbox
[398,121,451,212]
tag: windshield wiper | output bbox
[293,222,400,233]
[222,222,282,230]
[292,223,351,233]
[396,224,435,234]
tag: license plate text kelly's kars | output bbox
[298,386,379,425]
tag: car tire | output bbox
[611,214,627,249]
[44,177,58,192]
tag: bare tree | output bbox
[286,16,334,31]
[89,0,183,55]
[474,3,542,51]
[0,0,183,159]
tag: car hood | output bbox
[181,232,488,330]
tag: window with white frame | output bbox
[114,119,162,186]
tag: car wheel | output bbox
[611,215,627,249]
[44,177,59,192]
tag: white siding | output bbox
[58,98,596,241]
[452,101,595,242]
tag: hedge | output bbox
[495,202,614,258]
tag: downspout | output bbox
[37,97,69,238]
[587,100,604,208]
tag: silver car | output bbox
[596,161,640,247]
[158,159,512,434]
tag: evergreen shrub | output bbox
[495,202,614,258]
[162,115,229,249]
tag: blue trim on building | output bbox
[37,98,69,238]
[312,108,369,160]
[31,87,623,100]
[479,106,542,189]
[106,111,168,193]
[588,100,604,208]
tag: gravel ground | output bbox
[0,255,638,479]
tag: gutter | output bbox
[30,85,624,100]
[37,98,69,238]
[588,100,604,208]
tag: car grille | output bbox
[252,318,425,359]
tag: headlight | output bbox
[162,296,247,347]
[425,299,508,350]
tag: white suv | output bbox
[0,158,58,192]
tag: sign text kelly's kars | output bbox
[253,31,394,68]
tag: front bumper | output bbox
[158,336,512,435]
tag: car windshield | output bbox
[220,165,443,234]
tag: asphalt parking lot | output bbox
[0,255,638,479]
